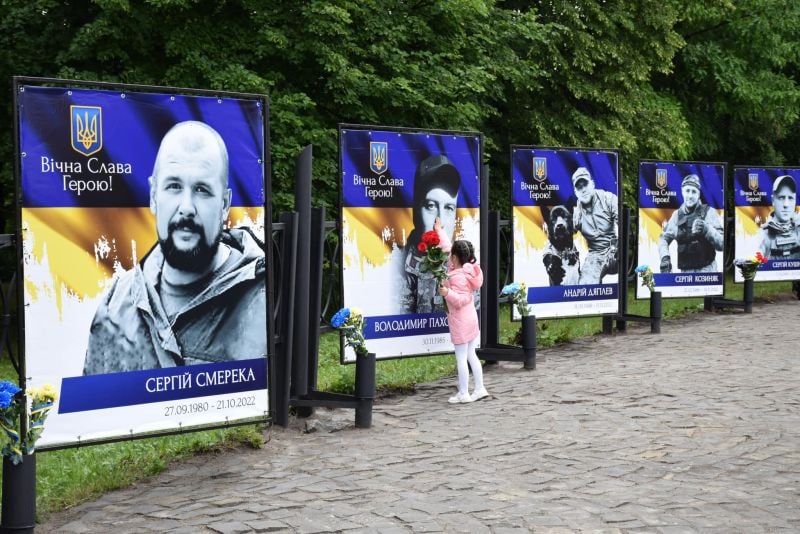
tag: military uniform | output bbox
[402,249,442,313]
[659,203,724,272]
[83,228,267,375]
[758,213,800,260]
[574,189,618,284]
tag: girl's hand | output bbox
[438,286,449,297]
[433,217,442,232]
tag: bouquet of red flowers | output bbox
[734,251,768,280]
[417,230,449,311]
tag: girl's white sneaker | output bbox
[470,388,490,402]
[448,392,474,404]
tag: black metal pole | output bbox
[616,206,630,332]
[306,207,326,393]
[12,80,28,476]
[486,211,501,348]
[479,165,489,348]
[744,278,754,314]
[1,455,36,534]
[602,316,613,334]
[274,212,298,428]
[292,146,313,400]
[521,315,537,370]
[703,296,714,312]
[650,291,662,334]
[354,353,376,428]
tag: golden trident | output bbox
[372,145,386,172]
[76,112,98,150]
[535,161,545,180]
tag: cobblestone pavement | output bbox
[44,297,800,533]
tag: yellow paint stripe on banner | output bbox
[22,207,154,303]
[736,206,773,237]
[342,207,412,269]
[639,208,671,243]
[22,206,265,311]
[513,206,547,250]
[341,207,480,274]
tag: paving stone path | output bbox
[44,297,800,533]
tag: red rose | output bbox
[417,243,427,253]
[421,230,440,247]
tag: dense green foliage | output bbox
[1,0,799,220]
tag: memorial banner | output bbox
[17,82,270,447]
[734,167,800,282]
[637,161,725,298]
[511,147,620,318]
[340,126,481,361]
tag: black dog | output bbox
[542,205,581,285]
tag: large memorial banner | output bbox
[511,147,620,318]
[637,161,725,298]
[734,166,800,282]
[16,82,271,447]
[340,126,481,361]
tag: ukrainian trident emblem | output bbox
[70,106,103,157]
[533,157,547,183]
[748,173,759,192]
[370,142,388,175]
[655,168,668,190]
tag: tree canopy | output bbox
[1,0,798,224]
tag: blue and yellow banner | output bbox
[637,161,725,298]
[733,167,800,282]
[18,84,269,447]
[340,127,481,361]
[511,147,620,318]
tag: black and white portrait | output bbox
[658,174,724,273]
[83,121,267,375]
[400,154,461,313]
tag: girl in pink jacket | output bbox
[438,239,489,404]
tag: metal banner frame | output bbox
[509,145,622,320]
[636,159,727,300]
[337,123,485,362]
[732,165,800,284]
[12,76,276,450]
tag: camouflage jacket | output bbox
[83,229,267,375]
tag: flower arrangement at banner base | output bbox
[417,230,449,311]
[331,307,369,357]
[501,282,528,345]
[635,265,656,293]
[0,381,58,464]
[734,251,768,280]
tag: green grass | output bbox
[32,425,264,517]
[0,278,795,520]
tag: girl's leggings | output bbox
[453,335,483,395]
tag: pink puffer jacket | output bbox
[443,262,483,345]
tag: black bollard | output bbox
[1,455,36,534]
[521,315,537,370]
[354,352,376,428]
[744,278,754,314]
[650,291,662,334]
[601,316,613,334]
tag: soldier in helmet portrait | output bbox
[757,174,800,260]
[401,155,460,313]
[658,174,724,273]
